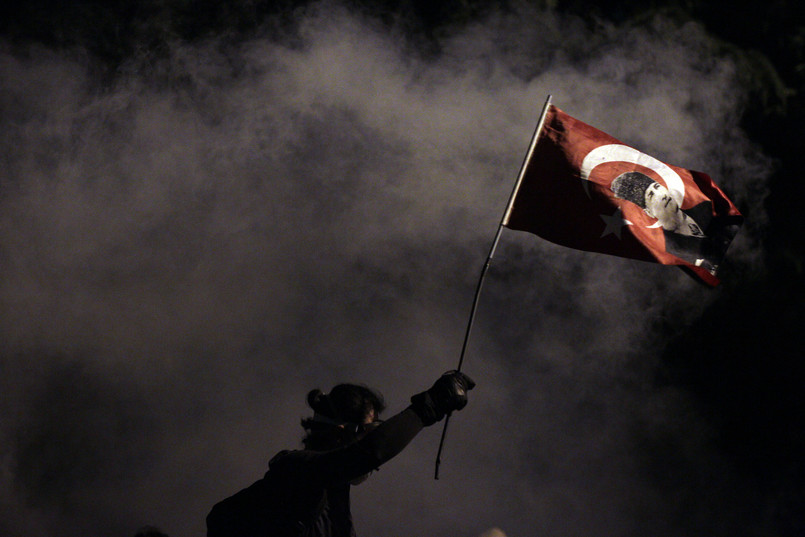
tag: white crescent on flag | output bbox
[580,143,686,207]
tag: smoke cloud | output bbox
[1,3,771,537]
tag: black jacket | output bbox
[206,408,424,537]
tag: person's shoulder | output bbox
[267,449,319,472]
[268,449,293,465]
[266,449,326,489]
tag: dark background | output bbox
[1,1,803,536]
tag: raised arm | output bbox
[274,371,475,485]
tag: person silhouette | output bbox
[206,370,474,537]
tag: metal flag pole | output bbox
[434,94,553,480]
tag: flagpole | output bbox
[434,94,553,479]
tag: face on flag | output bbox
[504,105,743,286]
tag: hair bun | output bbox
[307,389,327,413]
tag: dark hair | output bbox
[610,171,655,209]
[300,383,385,449]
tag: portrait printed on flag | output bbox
[584,146,740,276]
[504,105,743,286]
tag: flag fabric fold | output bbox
[503,105,743,286]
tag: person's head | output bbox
[611,172,682,230]
[300,383,386,451]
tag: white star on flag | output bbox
[599,207,632,239]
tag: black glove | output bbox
[409,370,476,426]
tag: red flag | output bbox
[503,105,743,286]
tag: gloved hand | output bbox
[409,370,476,426]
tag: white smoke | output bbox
[0,3,770,537]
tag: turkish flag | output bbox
[503,106,743,286]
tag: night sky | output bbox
[1,1,803,536]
